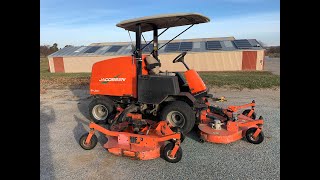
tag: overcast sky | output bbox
[40,0,280,48]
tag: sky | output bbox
[40,0,280,48]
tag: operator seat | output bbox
[145,55,175,76]
[145,55,160,75]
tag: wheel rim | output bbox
[166,111,185,127]
[248,132,259,142]
[92,104,108,120]
[82,137,91,147]
[166,150,176,160]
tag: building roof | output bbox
[116,13,210,32]
[89,37,235,46]
[49,37,264,57]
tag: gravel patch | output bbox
[40,88,280,180]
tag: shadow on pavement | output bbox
[69,86,91,120]
[69,86,109,148]
[186,126,201,142]
[40,103,55,179]
[73,115,108,148]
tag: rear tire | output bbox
[89,97,115,124]
[160,101,195,134]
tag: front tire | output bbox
[160,101,195,134]
[89,97,115,124]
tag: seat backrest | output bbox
[145,55,160,75]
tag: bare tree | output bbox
[40,43,60,57]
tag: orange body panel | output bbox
[90,55,148,98]
[184,69,207,94]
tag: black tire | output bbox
[242,109,256,120]
[180,132,186,143]
[79,133,98,150]
[160,101,195,134]
[89,97,115,124]
[245,128,264,144]
[162,142,182,163]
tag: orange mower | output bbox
[79,107,184,163]
[87,13,213,135]
[80,13,265,163]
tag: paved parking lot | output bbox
[40,88,280,180]
[264,57,280,75]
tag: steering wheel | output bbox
[172,51,187,63]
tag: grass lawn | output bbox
[40,58,280,89]
[200,71,279,89]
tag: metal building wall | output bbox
[47,57,55,72]
[158,51,243,72]
[256,50,265,70]
[49,50,265,73]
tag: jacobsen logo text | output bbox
[99,78,126,82]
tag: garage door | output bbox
[53,57,65,72]
[242,51,257,70]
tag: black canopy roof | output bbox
[116,13,210,32]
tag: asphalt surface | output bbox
[40,88,280,180]
[264,57,280,75]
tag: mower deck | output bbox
[105,134,162,160]
[199,116,263,144]
[199,124,242,144]
[79,121,183,163]
[198,100,265,144]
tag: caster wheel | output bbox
[162,143,182,163]
[79,133,98,150]
[246,128,264,144]
[199,138,205,143]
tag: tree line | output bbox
[40,43,59,57]
[266,46,280,54]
